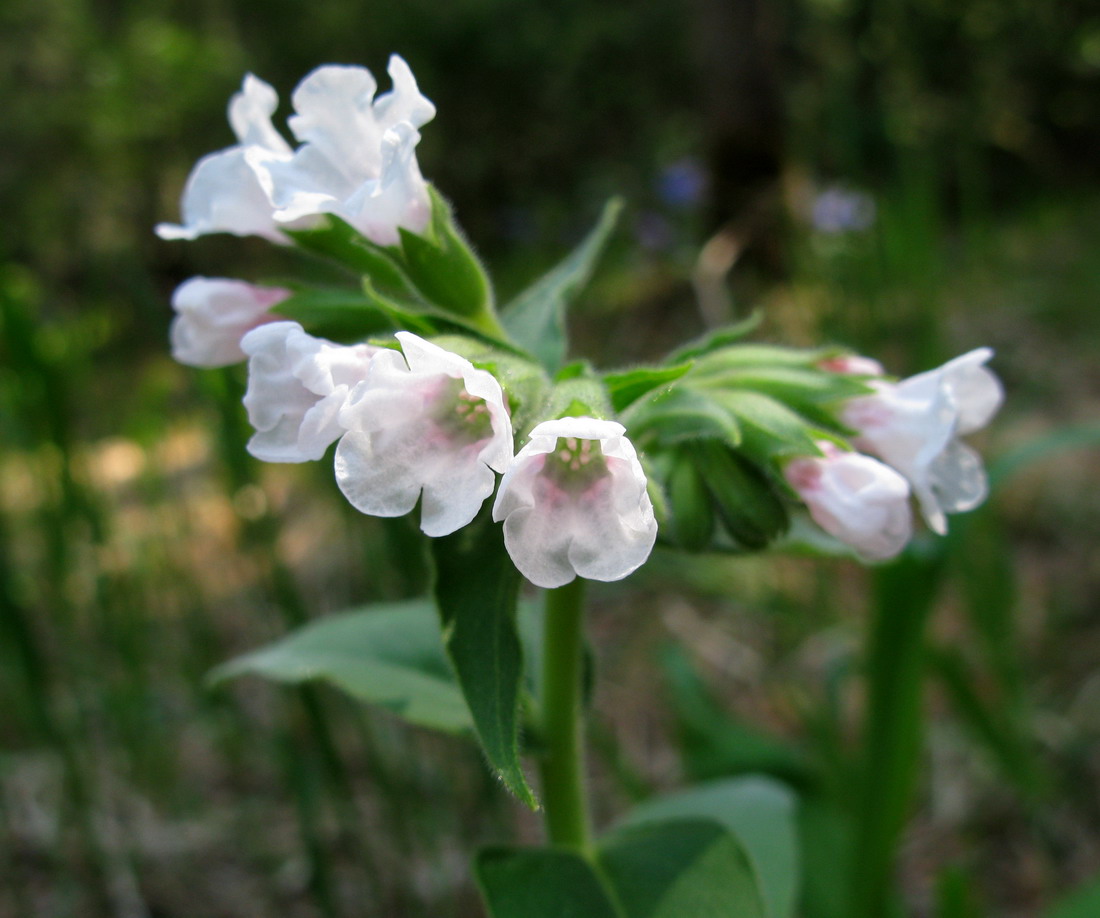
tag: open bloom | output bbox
[170,277,289,368]
[842,348,1003,534]
[246,56,436,246]
[784,442,912,561]
[492,418,658,589]
[335,333,512,537]
[157,56,435,247]
[157,75,292,242]
[241,322,376,462]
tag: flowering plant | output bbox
[160,55,1002,916]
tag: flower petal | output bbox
[170,277,289,368]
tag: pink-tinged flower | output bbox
[335,332,512,537]
[492,418,658,589]
[784,442,912,561]
[241,322,377,463]
[170,277,290,368]
[246,56,436,246]
[818,354,885,377]
[156,75,293,242]
[842,348,1004,535]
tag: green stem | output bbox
[539,578,593,854]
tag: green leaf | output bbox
[399,185,494,320]
[476,819,769,918]
[623,387,741,448]
[621,778,800,918]
[285,215,414,296]
[1045,873,1100,918]
[502,197,623,372]
[476,847,622,918]
[432,510,535,807]
[604,363,693,412]
[667,312,764,363]
[271,287,395,342]
[207,600,471,734]
[599,818,768,918]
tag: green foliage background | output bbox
[1,1,1099,916]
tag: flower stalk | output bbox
[539,578,593,855]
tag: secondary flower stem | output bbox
[539,578,593,855]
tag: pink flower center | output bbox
[542,437,608,492]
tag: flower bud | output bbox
[692,441,789,550]
[665,448,715,551]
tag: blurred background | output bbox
[2,0,1099,915]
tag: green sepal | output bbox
[690,440,790,550]
[666,312,764,363]
[284,214,415,298]
[502,197,623,373]
[206,600,472,734]
[431,508,537,808]
[398,185,495,322]
[708,390,822,461]
[665,449,716,551]
[604,362,693,412]
[623,387,742,449]
[270,287,396,342]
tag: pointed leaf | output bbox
[605,363,693,412]
[208,601,471,733]
[598,818,768,918]
[476,847,622,918]
[432,511,535,807]
[502,198,623,372]
[621,777,801,918]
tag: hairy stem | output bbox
[539,578,593,854]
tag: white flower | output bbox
[842,348,1004,535]
[241,321,377,462]
[156,75,293,242]
[170,277,290,368]
[335,332,512,537]
[246,56,436,246]
[492,417,658,589]
[784,442,912,561]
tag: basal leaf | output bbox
[432,510,535,807]
[208,600,471,733]
[476,847,622,918]
[621,777,801,918]
[502,197,623,372]
[599,818,768,918]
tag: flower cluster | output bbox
[781,349,1003,559]
[159,54,1003,592]
[157,55,434,246]
[237,323,656,587]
